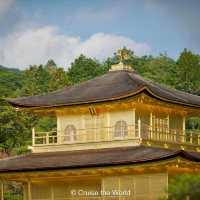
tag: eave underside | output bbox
[1,157,200,182]
[0,146,200,181]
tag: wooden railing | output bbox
[32,123,200,147]
[33,124,140,146]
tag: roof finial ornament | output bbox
[117,48,130,63]
[110,48,134,72]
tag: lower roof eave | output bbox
[0,147,200,175]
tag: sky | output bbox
[0,0,200,69]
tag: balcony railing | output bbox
[32,123,200,147]
[33,124,140,146]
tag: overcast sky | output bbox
[0,0,200,69]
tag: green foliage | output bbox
[0,65,22,97]
[4,192,22,200]
[166,174,200,200]
[186,117,200,130]
[67,55,104,83]
[138,53,177,87]
[4,183,23,200]
[18,60,70,96]
[0,101,36,155]
[176,48,200,95]
[14,145,31,155]
[0,59,68,154]
[36,116,56,132]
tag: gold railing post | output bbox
[32,127,35,146]
[46,132,49,144]
[189,133,193,144]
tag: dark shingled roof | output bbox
[0,146,199,173]
[7,70,200,108]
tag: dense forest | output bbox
[0,48,200,156]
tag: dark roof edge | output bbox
[6,86,200,110]
[0,150,199,173]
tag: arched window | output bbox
[114,120,128,138]
[64,125,76,142]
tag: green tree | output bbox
[164,174,200,200]
[0,66,23,97]
[48,66,70,92]
[67,55,103,83]
[176,49,200,94]
[0,61,70,155]
[45,59,57,69]
[140,53,177,87]
[0,101,36,155]
[18,61,70,96]
[18,65,51,96]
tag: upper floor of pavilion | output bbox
[7,50,200,153]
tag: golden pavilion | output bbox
[1,49,200,200]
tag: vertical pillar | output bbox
[57,112,61,144]
[46,133,49,144]
[0,181,4,200]
[138,117,141,138]
[150,112,153,139]
[81,114,86,142]
[32,127,35,146]
[94,115,97,141]
[182,116,186,143]
[167,114,170,141]
[50,184,54,200]
[106,111,110,140]
[101,178,105,200]
[132,108,136,137]
[23,183,28,200]
[27,180,32,200]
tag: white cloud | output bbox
[0,0,15,16]
[76,33,150,60]
[0,26,151,69]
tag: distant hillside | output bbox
[0,65,21,73]
[0,65,23,97]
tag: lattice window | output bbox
[32,184,51,200]
[64,124,77,142]
[85,114,105,141]
[114,120,128,138]
[103,174,167,200]
[152,114,169,133]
